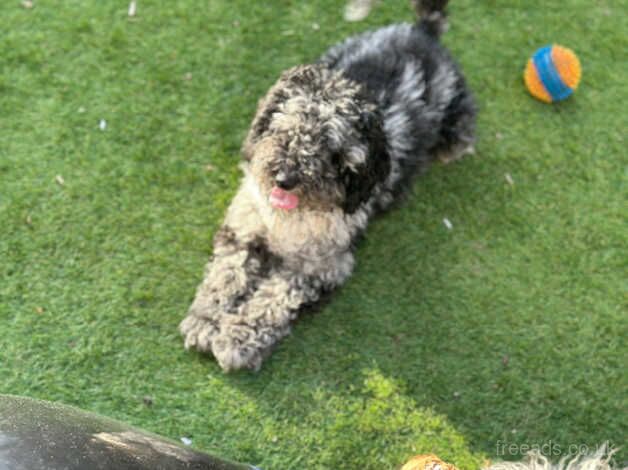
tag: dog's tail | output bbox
[413,0,449,37]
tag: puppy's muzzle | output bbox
[275,171,299,191]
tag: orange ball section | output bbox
[551,45,582,90]
[524,59,552,103]
[401,454,459,470]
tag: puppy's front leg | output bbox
[180,186,269,352]
[210,252,354,371]
[179,232,253,351]
[208,270,319,371]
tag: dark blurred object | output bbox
[0,395,254,470]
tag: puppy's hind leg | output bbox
[435,84,477,164]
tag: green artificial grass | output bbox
[1,1,626,468]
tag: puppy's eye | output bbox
[330,152,342,167]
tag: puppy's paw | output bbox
[211,329,264,372]
[438,143,475,164]
[179,315,220,353]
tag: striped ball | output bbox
[524,45,581,103]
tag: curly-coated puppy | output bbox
[180,0,476,371]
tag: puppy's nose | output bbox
[275,171,298,191]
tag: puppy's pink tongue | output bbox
[269,187,299,210]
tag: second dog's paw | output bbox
[211,332,264,372]
[179,315,220,353]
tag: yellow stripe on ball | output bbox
[524,59,552,103]
[551,45,581,90]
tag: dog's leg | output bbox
[179,237,254,352]
[435,86,477,164]
[209,269,323,371]
[210,247,355,372]
[180,186,269,352]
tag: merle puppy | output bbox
[180,0,476,371]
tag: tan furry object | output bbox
[401,454,458,470]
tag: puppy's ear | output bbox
[242,66,320,161]
[241,86,287,161]
[342,111,391,214]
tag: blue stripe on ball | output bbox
[533,45,573,102]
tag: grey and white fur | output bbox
[485,444,626,470]
[180,0,476,371]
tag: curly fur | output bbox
[485,445,625,470]
[180,0,476,371]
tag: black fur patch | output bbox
[342,109,391,214]
[247,235,282,278]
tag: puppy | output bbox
[180,0,476,371]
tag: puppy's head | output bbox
[243,65,390,214]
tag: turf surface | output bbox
[1,1,626,468]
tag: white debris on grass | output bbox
[99,119,107,131]
[21,0,34,9]
[180,437,192,446]
[443,218,453,230]
[128,1,137,17]
[55,175,65,186]
[311,22,320,31]
[504,173,514,186]
[344,0,376,22]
